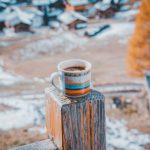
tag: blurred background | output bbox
[0,0,150,149]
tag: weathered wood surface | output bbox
[45,87,106,150]
[10,139,57,150]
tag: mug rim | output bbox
[57,59,92,73]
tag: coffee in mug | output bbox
[64,66,85,71]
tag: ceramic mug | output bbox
[50,59,92,97]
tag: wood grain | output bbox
[45,87,106,150]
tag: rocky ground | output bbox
[0,16,150,150]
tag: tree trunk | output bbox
[127,0,150,77]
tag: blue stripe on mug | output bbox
[65,82,90,90]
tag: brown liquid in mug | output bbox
[65,66,85,71]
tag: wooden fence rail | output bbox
[10,139,57,150]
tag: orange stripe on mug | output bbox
[65,87,90,96]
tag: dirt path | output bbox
[3,31,142,85]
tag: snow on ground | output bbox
[3,28,17,37]
[0,93,149,149]
[0,67,24,86]
[0,41,10,48]
[107,117,150,150]
[18,31,88,60]
[0,97,45,130]
[76,21,135,44]
[114,9,139,21]
[4,22,135,61]
[0,59,25,86]
[95,22,135,40]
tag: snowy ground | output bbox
[10,21,135,62]
[95,22,135,41]
[0,59,25,86]
[0,97,45,130]
[0,93,150,149]
[107,118,150,150]
[0,5,149,148]
[17,31,88,60]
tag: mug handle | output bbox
[49,72,63,92]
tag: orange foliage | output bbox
[127,0,150,77]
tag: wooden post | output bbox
[45,87,106,150]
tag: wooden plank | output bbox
[95,83,143,93]
[10,139,57,150]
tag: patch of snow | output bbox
[0,42,10,47]
[0,59,34,86]
[0,69,23,86]
[114,9,139,21]
[95,2,111,11]
[68,0,89,6]
[20,93,44,100]
[119,5,132,11]
[49,21,60,29]
[14,7,34,25]
[28,126,46,134]
[0,98,45,130]
[133,1,141,9]
[32,0,50,6]
[3,28,17,37]
[71,11,88,22]
[0,59,25,86]
[19,31,87,60]
[95,22,135,39]
[119,0,129,4]
[33,77,47,84]
[107,117,150,150]
[32,15,43,28]
[58,11,87,25]
[0,91,44,99]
